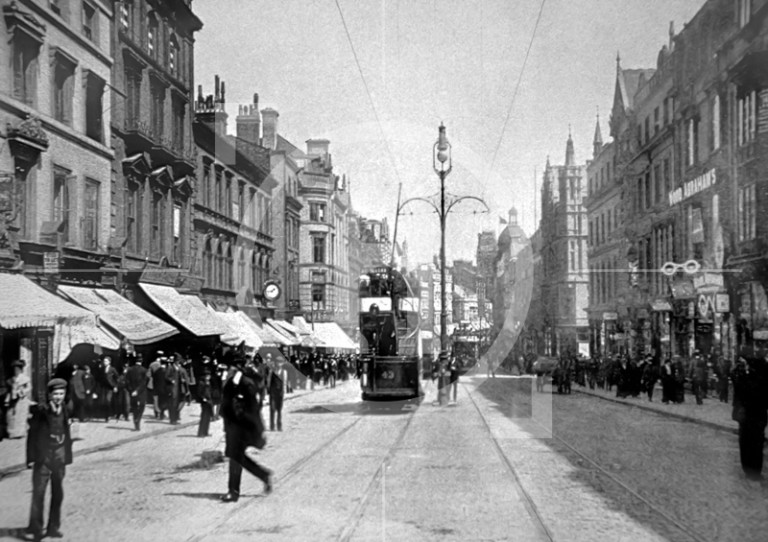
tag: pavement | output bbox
[0,379,354,479]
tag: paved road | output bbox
[0,376,765,541]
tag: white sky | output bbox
[194,0,704,265]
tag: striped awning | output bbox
[139,283,226,337]
[0,273,95,329]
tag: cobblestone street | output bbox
[0,376,766,541]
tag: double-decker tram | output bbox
[358,266,423,400]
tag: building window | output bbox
[125,179,140,253]
[201,161,211,208]
[53,167,71,244]
[738,0,752,27]
[686,117,699,166]
[654,164,662,205]
[119,1,131,33]
[309,202,326,222]
[225,246,233,290]
[225,175,232,217]
[214,167,222,212]
[150,80,164,139]
[214,242,223,289]
[237,248,245,288]
[644,116,650,144]
[312,235,325,263]
[151,191,163,257]
[168,35,179,77]
[738,184,757,241]
[654,106,660,135]
[172,96,185,153]
[237,183,244,222]
[52,53,75,125]
[12,34,40,107]
[663,158,671,197]
[50,0,64,16]
[85,73,104,142]
[147,13,158,58]
[204,239,213,287]
[172,203,181,263]
[711,94,721,151]
[83,179,99,250]
[251,251,258,292]
[82,2,97,42]
[124,67,141,124]
[737,89,757,146]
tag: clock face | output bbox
[264,283,281,301]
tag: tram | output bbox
[450,327,481,375]
[358,266,423,400]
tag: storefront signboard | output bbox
[715,293,730,313]
[694,272,725,293]
[603,311,618,321]
[668,169,716,206]
[43,251,60,274]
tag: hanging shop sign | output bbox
[603,311,618,321]
[694,272,725,293]
[668,169,716,206]
[698,293,715,318]
[43,251,60,274]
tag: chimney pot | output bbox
[214,75,220,100]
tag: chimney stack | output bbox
[261,108,279,150]
[194,75,229,136]
[236,92,261,146]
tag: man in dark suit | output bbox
[220,356,272,502]
[26,378,73,542]
[68,364,86,422]
[98,357,119,422]
[125,355,148,431]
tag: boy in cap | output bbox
[26,378,73,541]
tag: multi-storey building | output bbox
[191,77,274,319]
[109,0,202,296]
[476,230,497,324]
[0,0,117,392]
[539,134,590,356]
[234,97,303,321]
[298,140,353,331]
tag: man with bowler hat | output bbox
[26,378,72,541]
[220,354,272,502]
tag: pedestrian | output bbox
[125,355,147,431]
[449,356,459,403]
[197,369,213,437]
[116,365,131,421]
[731,354,768,480]
[82,365,95,421]
[97,356,119,422]
[152,356,168,420]
[26,378,72,542]
[689,351,707,405]
[220,355,272,502]
[67,364,86,423]
[642,360,659,402]
[267,357,287,431]
[716,356,731,403]
[673,356,686,403]
[660,357,674,404]
[5,359,31,439]
[165,356,189,425]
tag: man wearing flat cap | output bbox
[26,378,73,541]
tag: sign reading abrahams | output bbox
[668,169,716,206]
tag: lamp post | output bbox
[395,124,488,405]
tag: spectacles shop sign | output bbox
[668,169,716,206]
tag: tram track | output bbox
[186,416,363,542]
[336,403,419,542]
[464,379,711,542]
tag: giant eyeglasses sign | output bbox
[661,260,700,277]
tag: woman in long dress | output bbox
[5,360,31,438]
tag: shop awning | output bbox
[58,285,178,345]
[138,283,226,337]
[215,310,264,350]
[235,312,282,347]
[670,280,696,299]
[0,273,95,329]
[310,322,357,350]
[268,318,322,347]
[263,321,300,346]
[54,321,121,363]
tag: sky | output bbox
[193,0,705,266]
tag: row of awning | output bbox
[0,274,358,365]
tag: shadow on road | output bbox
[0,527,29,540]
[293,398,422,417]
[163,492,228,501]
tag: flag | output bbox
[499,216,508,225]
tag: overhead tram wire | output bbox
[334,0,403,188]
[484,0,547,185]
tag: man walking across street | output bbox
[689,351,708,405]
[125,355,148,431]
[197,369,214,437]
[26,378,73,541]
[220,355,272,502]
[732,353,768,480]
[98,357,119,422]
[68,364,86,423]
